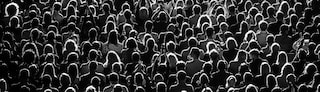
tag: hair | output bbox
[245,84,258,92]
[126,37,138,49]
[0,79,7,91]
[65,87,76,92]
[112,62,123,73]
[85,85,96,92]
[67,63,79,79]
[156,82,167,92]
[266,74,277,88]
[192,4,201,14]
[107,30,119,45]
[280,63,295,76]
[9,15,20,27]
[41,63,57,78]
[234,50,248,61]
[196,15,212,28]
[276,51,288,66]
[270,43,280,53]
[201,87,213,92]
[303,63,318,74]
[59,73,71,86]
[260,62,271,75]
[226,37,238,50]
[63,39,78,52]
[225,75,237,88]
[176,70,187,81]
[104,51,120,68]
[5,2,19,17]
[258,20,268,31]
[43,44,55,54]
[244,30,256,42]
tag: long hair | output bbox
[107,30,119,45]
[103,51,121,68]
[275,51,288,66]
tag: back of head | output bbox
[271,87,282,92]
[0,79,7,92]
[131,52,141,62]
[217,60,227,71]
[126,37,137,49]
[298,84,308,92]
[65,87,76,92]
[85,85,96,92]
[176,70,187,82]
[188,37,198,47]
[245,84,258,92]
[89,61,98,73]
[226,37,238,50]
[134,86,145,92]
[156,82,167,92]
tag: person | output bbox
[79,61,106,92]
[185,47,205,77]
[3,0,320,92]
[210,60,231,90]
[169,70,194,92]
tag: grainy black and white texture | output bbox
[0,0,320,92]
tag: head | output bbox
[258,20,268,31]
[203,62,213,74]
[9,16,20,27]
[108,30,119,44]
[217,60,227,71]
[260,62,271,75]
[266,35,275,44]
[132,52,141,62]
[249,49,260,60]
[166,41,176,52]
[5,2,19,17]
[266,74,277,88]
[245,84,258,92]
[67,63,79,79]
[85,85,96,92]
[176,70,187,83]
[59,73,71,86]
[192,4,201,15]
[303,63,318,75]
[188,37,198,47]
[270,43,280,53]
[226,75,237,88]
[89,61,98,73]
[226,37,238,50]
[156,82,167,92]
[281,63,295,76]
[126,37,137,49]
[276,51,288,66]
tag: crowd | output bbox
[1,0,320,92]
